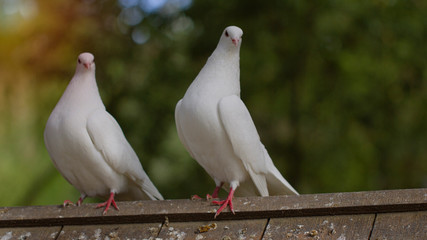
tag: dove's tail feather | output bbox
[245,164,269,197]
[234,145,299,197]
[139,179,164,200]
[262,145,299,196]
[117,180,163,201]
[120,177,164,201]
[266,167,299,195]
[233,169,298,197]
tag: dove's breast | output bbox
[178,94,248,184]
[44,110,128,199]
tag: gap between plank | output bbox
[53,225,64,240]
[260,218,271,240]
[368,213,378,240]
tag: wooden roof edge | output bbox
[0,188,425,227]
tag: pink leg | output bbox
[207,182,224,199]
[76,196,85,206]
[96,192,119,215]
[211,187,235,218]
[192,182,224,200]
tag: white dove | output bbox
[44,52,163,215]
[175,26,298,218]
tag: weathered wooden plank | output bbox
[157,219,267,240]
[0,189,425,227]
[56,223,162,240]
[262,214,375,240]
[370,211,427,240]
[0,226,61,239]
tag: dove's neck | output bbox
[189,47,241,98]
[57,71,105,113]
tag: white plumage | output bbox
[44,52,163,214]
[175,26,298,217]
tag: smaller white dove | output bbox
[44,52,163,215]
[175,26,298,218]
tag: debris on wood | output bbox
[309,229,318,237]
[164,216,170,227]
[196,223,217,233]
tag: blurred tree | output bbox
[0,0,425,206]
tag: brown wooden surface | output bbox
[0,226,61,239]
[157,219,267,240]
[57,223,163,239]
[262,214,375,240]
[0,189,426,239]
[0,188,425,227]
[370,211,427,240]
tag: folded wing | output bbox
[218,95,269,196]
[86,109,163,200]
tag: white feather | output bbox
[44,52,163,203]
[175,26,298,197]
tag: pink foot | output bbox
[63,200,75,207]
[192,183,224,201]
[212,188,235,218]
[96,192,119,215]
[193,193,216,200]
[63,196,86,207]
[191,195,202,200]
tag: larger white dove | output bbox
[44,52,163,215]
[175,26,298,218]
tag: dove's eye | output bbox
[78,59,81,64]
[225,31,229,37]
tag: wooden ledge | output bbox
[0,188,426,227]
[1,189,426,239]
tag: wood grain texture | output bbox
[157,219,267,240]
[57,223,163,240]
[262,214,374,240]
[0,189,425,227]
[0,226,61,239]
[370,211,427,240]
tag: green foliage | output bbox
[0,0,426,206]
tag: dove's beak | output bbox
[232,38,239,46]
[84,63,90,69]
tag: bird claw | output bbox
[213,199,235,218]
[97,204,119,215]
[191,194,218,201]
[62,200,75,207]
[212,198,235,218]
[96,195,119,215]
[97,201,119,215]
[212,188,235,218]
[191,195,202,200]
[211,200,225,205]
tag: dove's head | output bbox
[76,52,95,72]
[218,26,243,50]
